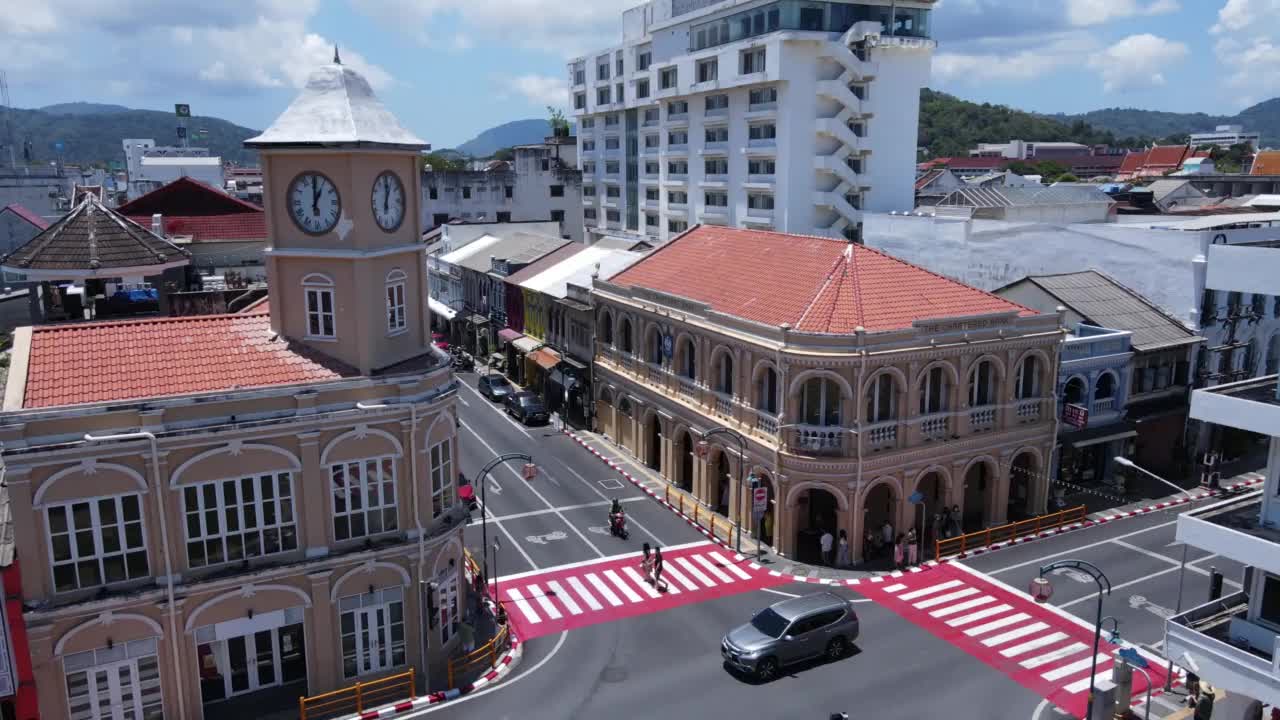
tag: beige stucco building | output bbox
[0,59,467,720]
[592,225,1063,564]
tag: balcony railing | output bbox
[646,363,665,385]
[678,376,698,399]
[864,420,897,451]
[920,414,949,441]
[713,393,734,419]
[790,425,844,456]
[1092,397,1115,414]
[755,411,779,435]
[969,406,996,431]
[1015,398,1042,421]
[620,353,635,372]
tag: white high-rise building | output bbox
[568,0,935,244]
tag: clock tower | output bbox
[247,51,429,374]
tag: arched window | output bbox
[715,351,733,395]
[303,273,336,339]
[1095,372,1116,400]
[599,387,613,406]
[646,327,663,364]
[918,366,948,414]
[1015,355,1040,400]
[677,337,697,379]
[1266,335,1280,375]
[968,360,994,407]
[801,377,841,426]
[756,366,779,414]
[385,268,407,333]
[620,317,634,354]
[1063,377,1087,405]
[866,373,897,423]
[618,397,633,417]
[602,312,614,346]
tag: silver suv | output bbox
[721,592,859,681]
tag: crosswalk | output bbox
[854,563,1175,718]
[494,541,790,640]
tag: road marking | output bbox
[604,569,645,603]
[526,583,563,620]
[1061,659,1114,691]
[459,382,532,438]
[493,539,712,583]
[931,595,995,618]
[464,420,605,558]
[664,563,699,592]
[506,587,541,624]
[468,497,646,526]
[1000,632,1068,658]
[692,554,735,584]
[1019,641,1086,668]
[1056,565,1180,609]
[585,572,623,607]
[547,453,663,546]
[1043,653,1108,682]
[565,576,603,611]
[913,587,980,610]
[964,612,1030,637]
[898,579,963,601]
[947,603,1013,627]
[986,520,1177,575]
[882,583,907,593]
[675,556,716,587]
[624,566,663,597]
[598,478,624,491]
[1110,540,1242,587]
[544,580,583,615]
[710,551,754,580]
[981,622,1049,647]
[483,504,538,572]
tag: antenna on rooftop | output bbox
[334,46,342,65]
[0,70,15,169]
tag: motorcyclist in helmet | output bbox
[609,498,625,534]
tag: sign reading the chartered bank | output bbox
[1062,403,1089,430]
[662,334,674,359]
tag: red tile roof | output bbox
[608,226,1035,333]
[1,204,50,230]
[915,168,945,191]
[124,213,267,242]
[1144,144,1191,169]
[1118,151,1148,174]
[1252,151,1280,175]
[22,310,353,408]
[117,176,264,216]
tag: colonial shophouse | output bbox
[592,226,1062,564]
[0,58,467,719]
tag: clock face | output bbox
[371,171,406,232]
[287,172,342,235]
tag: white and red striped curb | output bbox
[345,630,523,719]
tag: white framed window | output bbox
[385,269,407,334]
[64,638,162,720]
[430,441,454,518]
[969,360,995,406]
[801,377,842,426]
[339,587,406,678]
[918,366,949,414]
[302,273,336,339]
[47,494,149,593]
[741,47,766,74]
[1015,355,1041,399]
[865,373,898,423]
[437,568,460,645]
[332,456,398,541]
[183,473,298,568]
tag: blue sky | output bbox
[1,0,1276,150]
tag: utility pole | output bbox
[0,70,16,169]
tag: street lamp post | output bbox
[697,427,748,553]
[476,453,537,584]
[1030,560,1112,719]
[492,538,506,625]
[1114,455,1195,691]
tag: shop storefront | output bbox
[526,347,561,398]
[550,358,591,428]
[508,336,542,386]
[1056,421,1137,490]
[464,314,490,358]
[496,329,523,376]
[197,609,308,719]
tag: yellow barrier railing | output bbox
[446,620,511,688]
[298,668,415,720]
[663,484,741,548]
[934,505,1088,560]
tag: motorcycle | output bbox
[452,352,474,372]
[609,511,629,540]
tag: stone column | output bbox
[850,483,866,564]
[991,452,1013,526]
[306,570,338,694]
[298,432,329,557]
[773,475,790,557]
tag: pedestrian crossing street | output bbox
[855,563,1175,718]
[494,541,791,640]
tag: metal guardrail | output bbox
[934,505,1087,560]
[298,668,415,720]
[447,621,511,688]
[662,484,741,548]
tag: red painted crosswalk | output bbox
[493,542,791,640]
[854,563,1175,718]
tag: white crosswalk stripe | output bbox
[663,563,698,592]
[675,556,716,587]
[999,632,1068,658]
[624,566,662,598]
[710,552,753,580]
[506,588,542,624]
[946,603,1013,627]
[545,580,583,615]
[980,622,1049,647]
[605,569,645,603]
[1043,654,1109,682]
[1063,663,1114,694]
[527,583,563,620]
[692,554,735,584]
[566,576,603,611]
[1019,642,1088,669]
[964,612,1029,637]
[585,572,623,607]
[930,595,994,618]
[913,587,980,610]
[882,583,908,593]
[897,579,963,601]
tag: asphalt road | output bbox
[434,368,1048,720]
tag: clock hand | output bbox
[383,181,389,213]
[311,177,320,212]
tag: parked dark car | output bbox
[504,391,549,425]
[477,374,514,402]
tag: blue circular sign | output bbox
[661,334,674,359]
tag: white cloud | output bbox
[1211,0,1280,99]
[932,32,1094,85]
[499,74,570,108]
[1064,0,1180,26]
[1087,34,1188,92]
[349,0,636,56]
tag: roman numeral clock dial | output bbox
[288,171,342,235]
[371,171,405,232]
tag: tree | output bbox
[548,106,570,138]
[420,151,466,172]
[1056,173,1080,183]
[491,147,515,162]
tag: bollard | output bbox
[1111,653,1133,719]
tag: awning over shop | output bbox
[529,347,561,371]
[428,297,457,321]
[1064,420,1138,449]
[548,368,581,389]
[498,328,524,344]
[511,336,542,354]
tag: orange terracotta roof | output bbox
[608,226,1036,334]
[1144,144,1190,168]
[1118,151,1149,174]
[124,213,267,242]
[22,310,353,408]
[1253,151,1280,175]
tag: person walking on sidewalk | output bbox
[893,533,905,570]
[837,529,850,568]
[653,546,667,592]
[906,527,919,567]
[820,529,834,566]
[881,521,894,558]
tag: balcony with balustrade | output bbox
[968,406,997,433]
[787,425,847,457]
